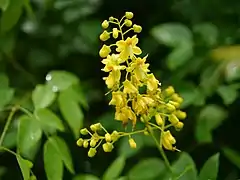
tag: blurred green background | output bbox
[0,0,240,179]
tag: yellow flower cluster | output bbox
[77,12,187,157]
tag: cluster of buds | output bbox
[77,12,187,156]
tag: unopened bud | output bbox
[129,138,137,149]
[80,128,88,135]
[175,110,187,120]
[105,133,112,142]
[99,45,111,58]
[112,28,119,39]
[90,139,97,147]
[101,20,109,29]
[155,113,163,126]
[133,24,142,33]
[124,19,132,27]
[175,122,184,131]
[168,114,179,125]
[88,148,97,157]
[165,86,175,96]
[166,103,176,112]
[169,100,180,108]
[83,140,89,148]
[100,30,110,41]
[111,131,119,141]
[102,142,114,152]
[125,12,134,19]
[76,138,84,147]
[90,124,97,132]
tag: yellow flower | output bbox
[147,73,159,91]
[101,54,125,72]
[129,56,150,81]
[123,80,138,94]
[109,91,127,107]
[115,106,136,126]
[99,45,111,58]
[129,138,137,148]
[103,70,121,89]
[162,131,176,151]
[132,95,154,115]
[116,35,142,60]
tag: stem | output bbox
[0,107,17,146]
[147,124,173,175]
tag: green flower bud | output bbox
[83,140,89,148]
[88,148,97,157]
[102,142,114,152]
[76,138,84,147]
[80,128,88,135]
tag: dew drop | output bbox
[46,74,52,81]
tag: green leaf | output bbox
[103,156,126,180]
[193,23,219,46]
[222,147,240,169]
[58,88,83,138]
[164,152,197,180]
[128,158,166,180]
[73,174,100,180]
[0,32,15,55]
[217,85,238,105]
[46,71,79,92]
[0,87,14,109]
[151,23,192,47]
[166,42,193,70]
[49,136,75,174]
[2,129,17,148]
[195,105,227,143]
[32,84,56,110]
[17,115,42,160]
[199,153,219,180]
[0,0,9,11]
[44,139,63,180]
[16,155,33,180]
[0,0,24,33]
[35,108,65,133]
[0,73,8,87]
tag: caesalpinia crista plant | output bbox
[77,12,187,174]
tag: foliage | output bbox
[0,0,240,180]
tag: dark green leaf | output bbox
[164,152,197,180]
[128,158,165,180]
[0,0,9,11]
[199,153,219,180]
[0,0,24,33]
[0,32,15,55]
[223,147,240,169]
[0,73,8,87]
[46,71,79,92]
[35,108,65,133]
[58,88,83,138]
[17,115,42,160]
[103,156,126,180]
[44,139,63,180]
[49,136,75,174]
[217,85,238,105]
[16,155,33,180]
[196,105,227,143]
[151,23,192,47]
[32,84,56,110]
[2,129,17,148]
[73,174,100,180]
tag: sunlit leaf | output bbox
[103,156,126,180]
[217,85,239,105]
[17,115,42,160]
[16,155,33,180]
[49,136,75,174]
[193,23,218,46]
[2,129,17,148]
[46,71,79,92]
[196,105,227,143]
[128,158,165,180]
[0,0,24,33]
[0,0,9,11]
[58,88,83,138]
[151,23,192,47]
[73,174,100,180]
[163,152,197,180]
[32,84,56,110]
[44,139,63,180]
[225,60,240,82]
[199,153,219,180]
[223,147,240,169]
[35,108,65,133]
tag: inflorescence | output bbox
[76,12,187,158]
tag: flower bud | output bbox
[129,138,137,149]
[112,28,119,39]
[124,19,132,27]
[101,20,109,29]
[102,142,114,152]
[133,24,142,33]
[100,30,110,41]
[76,138,84,147]
[90,139,97,147]
[169,100,180,108]
[80,128,88,135]
[171,93,183,104]
[99,45,111,58]
[105,133,112,142]
[144,129,149,136]
[111,131,119,141]
[88,148,97,157]
[125,12,134,19]
[168,114,179,125]
[175,110,187,120]
[90,124,97,132]
[175,121,184,130]
[155,113,163,126]
[83,140,89,148]
[162,136,173,151]
[165,86,175,96]
[109,16,114,21]
[166,103,176,112]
